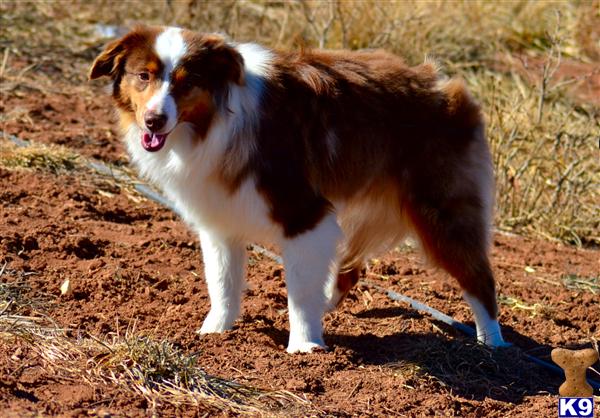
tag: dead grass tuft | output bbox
[0,139,80,173]
[88,332,313,415]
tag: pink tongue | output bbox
[141,132,167,152]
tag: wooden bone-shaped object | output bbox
[551,347,598,397]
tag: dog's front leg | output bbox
[197,230,246,334]
[282,213,341,353]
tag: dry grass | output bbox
[562,274,600,294]
[23,330,313,415]
[0,276,317,416]
[0,139,80,173]
[498,294,551,318]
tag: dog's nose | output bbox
[144,112,167,132]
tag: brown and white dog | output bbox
[90,25,507,353]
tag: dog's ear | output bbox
[89,27,150,80]
[209,41,245,86]
[89,37,127,80]
[191,35,245,87]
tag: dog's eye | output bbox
[138,72,150,82]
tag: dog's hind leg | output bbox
[198,231,246,334]
[326,262,363,310]
[405,188,507,348]
[283,213,342,353]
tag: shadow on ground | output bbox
[254,305,568,403]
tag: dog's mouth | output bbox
[141,132,168,152]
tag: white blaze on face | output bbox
[148,27,187,133]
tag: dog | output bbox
[90,25,507,353]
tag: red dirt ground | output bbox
[1,20,599,418]
[1,156,599,417]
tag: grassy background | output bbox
[1,0,599,245]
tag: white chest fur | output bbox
[124,122,280,242]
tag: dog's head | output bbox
[90,25,244,152]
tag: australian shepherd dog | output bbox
[90,25,507,353]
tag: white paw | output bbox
[286,341,328,354]
[482,337,513,349]
[197,310,235,334]
[477,331,510,348]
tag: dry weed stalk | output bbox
[498,295,551,318]
[562,274,600,295]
